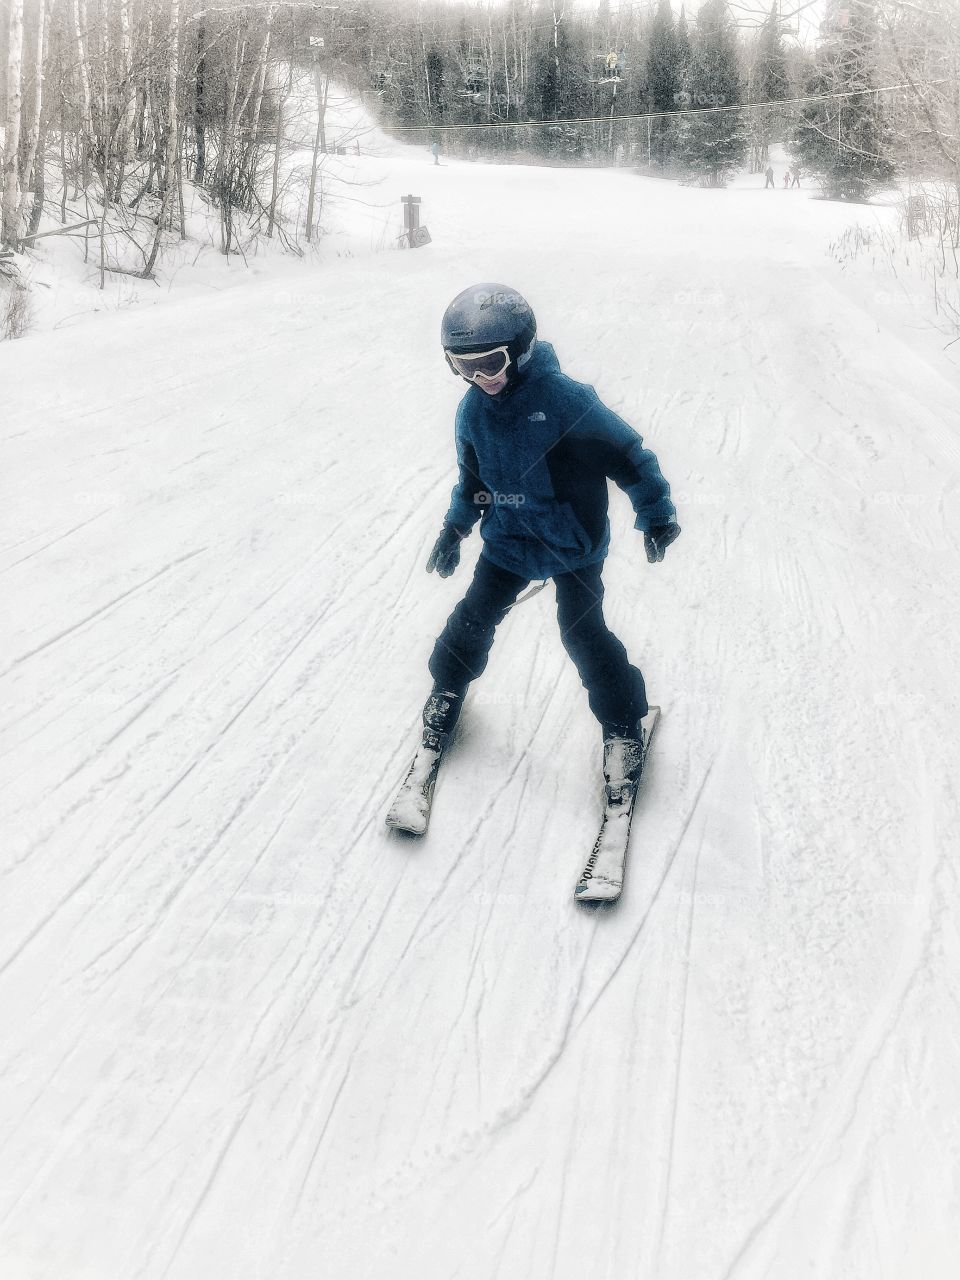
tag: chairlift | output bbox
[462,53,486,95]
[593,49,625,84]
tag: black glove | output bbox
[426,523,466,577]
[644,521,681,564]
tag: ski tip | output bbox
[574,879,622,905]
[385,814,429,837]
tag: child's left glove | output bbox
[644,522,681,563]
[426,523,466,577]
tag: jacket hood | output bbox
[520,340,560,384]
[471,340,560,408]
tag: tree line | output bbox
[342,0,959,199]
[1,0,959,275]
[0,0,335,269]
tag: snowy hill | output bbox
[2,100,960,1280]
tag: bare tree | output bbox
[268,53,293,238]
[72,0,93,186]
[880,0,960,207]
[15,0,49,231]
[143,0,179,276]
[2,0,25,246]
[305,67,328,243]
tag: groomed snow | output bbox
[2,95,960,1280]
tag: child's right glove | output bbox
[644,521,681,563]
[426,523,467,577]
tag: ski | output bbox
[384,731,445,836]
[574,706,661,904]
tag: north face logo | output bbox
[528,411,546,422]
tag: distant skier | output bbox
[791,166,801,187]
[764,164,775,188]
[431,140,440,166]
[414,284,679,793]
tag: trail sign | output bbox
[401,194,431,249]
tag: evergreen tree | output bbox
[673,6,693,150]
[426,47,445,123]
[675,7,692,79]
[756,4,790,101]
[792,0,894,199]
[750,3,790,171]
[677,0,748,186]
[645,0,682,167]
[530,16,591,157]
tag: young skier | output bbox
[390,283,679,836]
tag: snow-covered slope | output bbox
[2,122,960,1280]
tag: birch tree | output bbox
[72,0,93,186]
[2,0,25,246]
[17,0,50,218]
[116,0,137,183]
[143,0,179,275]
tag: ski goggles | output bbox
[444,346,512,383]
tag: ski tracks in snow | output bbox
[2,159,960,1280]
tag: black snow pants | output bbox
[428,554,648,733]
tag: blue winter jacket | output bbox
[443,341,676,581]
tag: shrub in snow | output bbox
[1,282,33,341]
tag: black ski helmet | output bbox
[441,283,537,374]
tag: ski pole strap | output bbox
[506,580,549,611]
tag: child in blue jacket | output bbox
[422,283,680,763]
